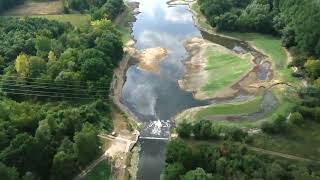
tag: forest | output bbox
[163,139,320,180]
[0,0,125,179]
[198,0,320,58]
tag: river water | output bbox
[121,0,266,179]
[121,0,206,178]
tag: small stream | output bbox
[121,0,272,179]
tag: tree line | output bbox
[198,0,320,60]
[64,0,125,20]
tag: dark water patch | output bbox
[137,139,167,180]
[257,62,272,80]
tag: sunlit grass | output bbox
[201,48,252,96]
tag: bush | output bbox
[224,127,248,142]
[176,120,192,138]
[298,106,315,119]
[289,112,304,125]
[261,115,287,134]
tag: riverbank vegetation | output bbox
[0,0,127,179]
[169,0,320,178]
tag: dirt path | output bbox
[248,146,317,163]
[73,154,108,180]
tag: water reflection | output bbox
[122,0,206,138]
[122,0,206,179]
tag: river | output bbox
[121,0,270,179]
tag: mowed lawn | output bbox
[83,159,111,180]
[30,14,91,28]
[201,48,252,96]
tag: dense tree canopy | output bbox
[164,140,320,180]
[0,2,123,178]
[65,0,125,20]
[198,0,320,58]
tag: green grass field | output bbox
[201,48,252,96]
[225,33,287,68]
[30,14,91,28]
[195,95,263,120]
[224,32,297,83]
[83,159,111,180]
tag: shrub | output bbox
[289,112,304,125]
[261,115,287,134]
[176,120,192,138]
[298,106,315,119]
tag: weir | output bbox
[139,136,169,141]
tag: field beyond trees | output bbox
[2,0,63,16]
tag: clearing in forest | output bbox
[2,0,63,16]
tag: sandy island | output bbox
[133,47,168,73]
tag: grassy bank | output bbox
[195,95,263,120]
[30,14,91,28]
[83,159,111,180]
[224,32,296,83]
[201,48,252,96]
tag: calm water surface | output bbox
[121,0,205,179]
[121,0,249,179]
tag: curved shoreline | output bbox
[178,37,257,100]
[172,1,293,125]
